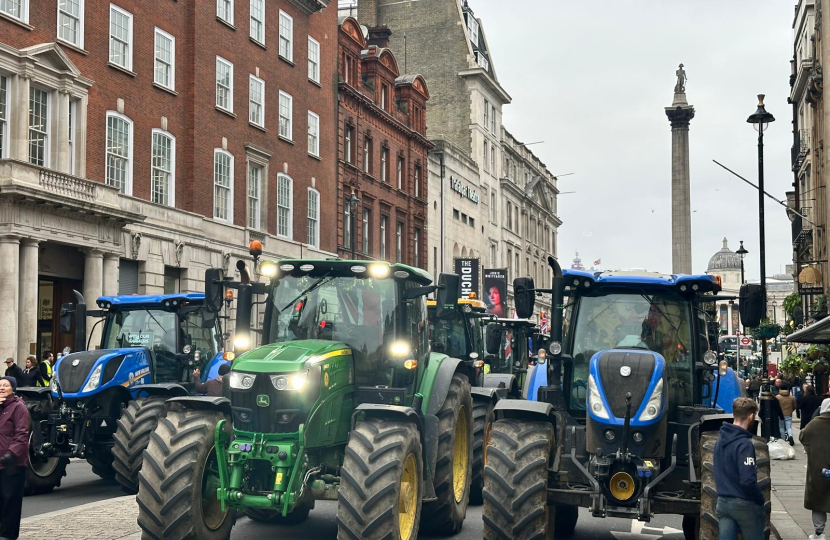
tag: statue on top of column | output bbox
[674,63,687,94]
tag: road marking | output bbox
[610,519,683,539]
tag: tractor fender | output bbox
[482,373,518,398]
[471,386,498,400]
[351,404,427,482]
[16,387,53,401]
[131,383,189,398]
[426,356,466,416]
[494,399,555,423]
[699,413,733,435]
[165,395,232,416]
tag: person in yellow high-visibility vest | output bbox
[40,351,54,382]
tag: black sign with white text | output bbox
[453,258,480,299]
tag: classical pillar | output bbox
[103,253,120,296]
[665,67,695,275]
[55,90,71,173]
[82,249,104,348]
[0,237,20,365]
[13,74,30,162]
[17,239,39,363]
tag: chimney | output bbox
[367,25,392,48]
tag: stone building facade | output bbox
[0,0,338,362]
[336,18,430,266]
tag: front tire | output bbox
[337,418,423,540]
[470,398,495,505]
[137,407,235,540]
[699,430,771,540]
[113,397,166,494]
[483,418,554,540]
[421,373,473,535]
[23,408,68,496]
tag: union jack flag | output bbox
[540,311,548,335]
[594,258,601,266]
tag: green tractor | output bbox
[136,258,475,540]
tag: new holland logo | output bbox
[256,395,270,407]
[620,366,631,377]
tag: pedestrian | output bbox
[748,376,762,401]
[776,387,798,444]
[192,363,230,397]
[19,356,42,388]
[1,360,22,384]
[0,376,30,540]
[799,399,830,540]
[798,386,825,430]
[39,351,53,382]
[714,397,766,540]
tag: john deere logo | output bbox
[256,395,270,407]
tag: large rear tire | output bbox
[470,398,495,505]
[483,418,554,540]
[337,418,423,540]
[112,397,166,494]
[421,373,473,535]
[699,430,771,540]
[137,408,235,540]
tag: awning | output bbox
[787,316,830,343]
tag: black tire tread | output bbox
[470,398,495,505]
[113,397,167,494]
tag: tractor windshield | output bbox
[567,291,694,413]
[267,274,397,366]
[102,309,178,353]
[431,311,482,359]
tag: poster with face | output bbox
[483,268,508,318]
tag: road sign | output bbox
[740,337,751,347]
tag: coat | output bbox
[799,412,830,512]
[0,394,30,468]
[4,364,24,382]
[775,389,797,417]
[797,394,825,429]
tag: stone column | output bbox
[17,239,39,363]
[0,237,20,364]
[82,249,104,348]
[13,74,30,161]
[55,90,71,173]
[665,90,695,275]
[103,253,120,296]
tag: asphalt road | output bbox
[25,461,689,540]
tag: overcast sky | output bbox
[472,0,797,280]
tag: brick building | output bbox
[337,17,430,267]
[0,0,337,360]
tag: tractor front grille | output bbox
[230,371,319,433]
[597,351,655,419]
[58,350,111,393]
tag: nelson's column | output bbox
[665,64,695,274]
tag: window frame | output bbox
[104,110,133,195]
[277,173,293,239]
[247,162,262,230]
[213,148,234,222]
[68,99,75,174]
[483,99,489,131]
[215,56,234,113]
[491,105,496,133]
[363,136,371,173]
[150,128,176,207]
[308,36,320,83]
[28,86,50,168]
[396,221,403,263]
[216,0,233,25]
[279,10,294,62]
[153,27,175,91]
[307,110,320,157]
[1,0,28,23]
[249,74,265,127]
[397,157,403,190]
[307,187,320,247]
[361,207,371,255]
[483,142,488,172]
[414,165,421,199]
[249,0,264,44]
[279,90,293,141]
[109,4,133,71]
[381,147,388,183]
[380,215,388,260]
[414,228,420,267]
[0,75,7,159]
[57,0,84,49]
[345,125,354,164]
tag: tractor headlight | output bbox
[703,350,717,366]
[229,372,257,390]
[233,335,250,350]
[587,374,610,420]
[270,371,309,391]
[81,365,103,393]
[637,379,664,422]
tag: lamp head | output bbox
[747,94,775,131]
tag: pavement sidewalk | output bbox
[769,425,814,540]
[19,495,141,540]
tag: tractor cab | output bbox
[427,296,488,362]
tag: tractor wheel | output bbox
[470,398,495,505]
[337,418,423,540]
[137,408,235,540]
[554,504,579,536]
[245,501,312,525]
[483,418,555,540]
[683,514,699,540]
[421,373,473,535]
[24,429,68,496]
[88,450,116,480]
[699,431,771,540]
[112,397,166,494]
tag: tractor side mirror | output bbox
[233,285,253,352]
[204,268,225,313]
[485,323,503,355]
[201,308,218,329]
[513,277,536,319]
[739,284,764,328]
[435,273,460,320]
[59,303,75,334]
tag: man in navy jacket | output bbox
[714,397,766,540]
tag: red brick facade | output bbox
[337,17,430,268]
[1,0,338,251]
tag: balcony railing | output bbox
[39,168,98,202]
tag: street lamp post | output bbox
[736,241,748,336]
[747,94,775,439]
[348,191,360,259]
[771,299,777,326]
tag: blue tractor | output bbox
[482,263,770,540]
[18,291,228,495]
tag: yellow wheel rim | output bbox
[609,471,635,501]
[398,453,418,540]
[452,406,469,503]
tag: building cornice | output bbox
[458,67,511,104]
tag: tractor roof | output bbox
[267,258,433,284]
[563,269,720,294]
[96,293,204,307]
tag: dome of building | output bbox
[707,238,741,272]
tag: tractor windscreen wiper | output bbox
[278,271,333,314]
